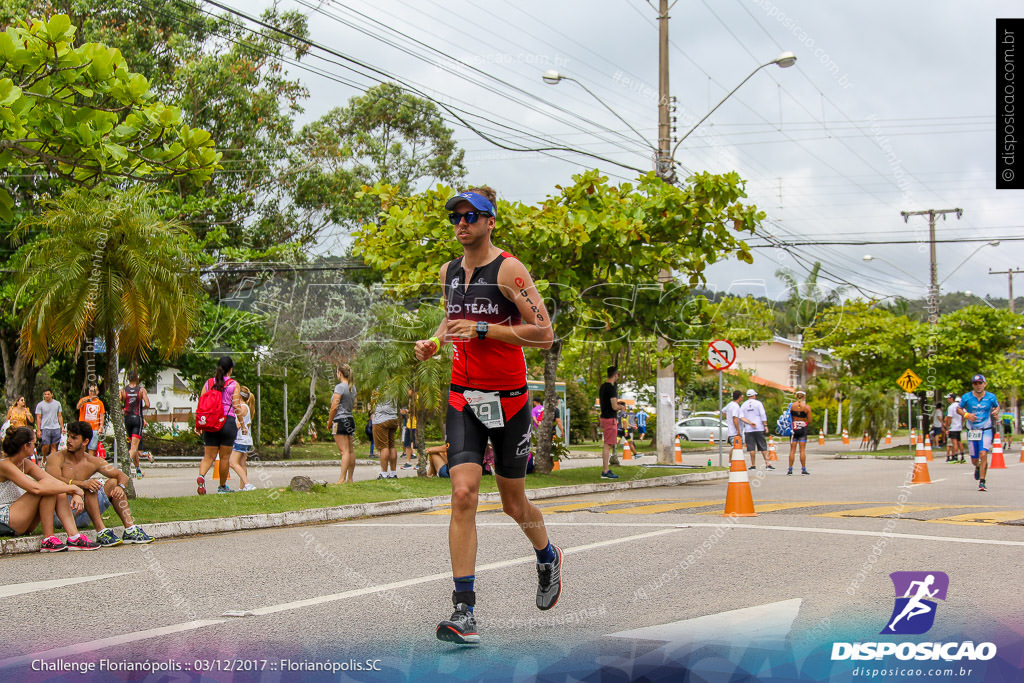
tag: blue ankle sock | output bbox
[535,542,556,564]
[454,575,475,611]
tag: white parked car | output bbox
[674,417,729,441]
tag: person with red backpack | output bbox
[195,356,242,494]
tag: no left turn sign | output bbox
[707,339,737,371]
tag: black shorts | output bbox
[202,416,238,448]
[948,430,961,441]
[125,415,143,439]
[447,384,531,479]
[1004,424,1012,435]
[403,427,417,448]
[332,416,355,437]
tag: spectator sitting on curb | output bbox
[46,421,153,546]
[426,444,449,478]
[0,426,97,551]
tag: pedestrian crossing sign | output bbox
[896,369,922,393]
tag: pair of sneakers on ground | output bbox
[196,475,255,494]
[436,545,563,645]
[376,472,399,479]
[786,467,810,475]
[40,526,153,552]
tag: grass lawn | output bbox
[102,465,721,525]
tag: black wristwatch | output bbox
[476,321,489,339]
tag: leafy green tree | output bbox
[0,15,221,219]
[12,186,202,495]
[356,168,765,470]
[290,82,465,236]
[774,262,845,385]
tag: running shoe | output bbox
[376,473,386,480]
[748,465,756,470]
[787,467,793,475]
[436,596,480,645]
[146,451,154,463]
[766,464,775,470]
[122,526,154,544]
[388,472,398,479]
[802,468,810,475]
[978,479,987,492]
[135,469,144,479]
[401,462,413,469]
[216,485,233,493]
[600,470,619,480]
[40,535,67,553]
[197,475,206,495]
[241,484,256,491]
[96,528,122,547]
[536,545,563,611]
[66,535,99,551]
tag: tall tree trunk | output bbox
[283,367,317,459]
[534,339,562,474]
[1,330,39,406]
[104,335,135,498]
[415,399,427,477]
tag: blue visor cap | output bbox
[971,374,986,383]
[444,191,496,216]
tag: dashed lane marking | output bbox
[926,510,1024,526]
[817,504,989,519]
[605,501,724,515]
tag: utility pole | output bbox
[989,267,1024,313]
[654,0,678,463]
[900,208,963,322]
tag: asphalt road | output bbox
[2,444,1022,682]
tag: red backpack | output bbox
[195,378,229,432]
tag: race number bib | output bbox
[793,421,807,429]
[463,390,504,429]
[966,429,983,442]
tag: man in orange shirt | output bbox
[76,384,106,457]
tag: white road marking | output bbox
[0,572,136,599]
[0,620,226,670]
[249,528,682,616]
[0,528,683,665]
[608,598,802,643]
[677,523,1024,546]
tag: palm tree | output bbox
[354,303,451,476]
[12,186,202,496]
[775,262,845,386]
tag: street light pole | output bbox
[900,208,963,322]
[989,267,1024,313]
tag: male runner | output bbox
[46,421,153,545]
[414,186,557,645]
[944,393,964,463]
[120,371,151,478]
[957,374,1000,492]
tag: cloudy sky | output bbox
[245,0,1019,302]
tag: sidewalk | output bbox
[0,469,727,556]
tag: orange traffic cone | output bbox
[990,433,1006,469]
[911,449,932,484]
[915,438,926,462]
[885,430,892,446]
[723,437,757,517]
[552,459,561,471]
[708,431,715,447]
[842,429,850,445]
[818,429,825,446]
[212,457,231,481]
[767,436,778,461]
[622,438,633,461]
[1018,440,1024,464]
[910,429,917,446]
[674,435,683,465]
[924,436,933,462]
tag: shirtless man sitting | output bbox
[46,421,153,546]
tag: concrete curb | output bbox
[834,454,915,460]
[145,459,378,468]
[0,470,728,557]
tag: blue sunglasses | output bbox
[448,211,492,225]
